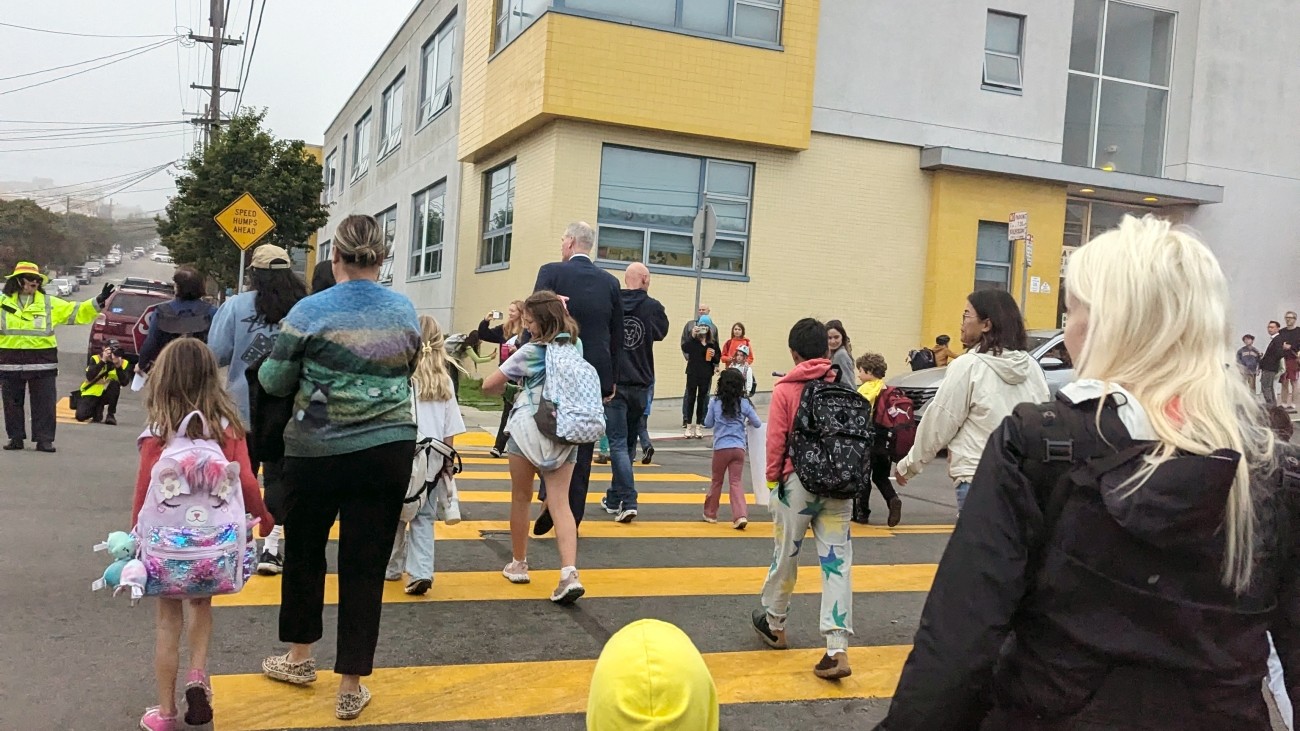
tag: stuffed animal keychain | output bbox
[91,531,145,605]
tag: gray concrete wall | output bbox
[319,0,463,327]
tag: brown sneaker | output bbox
[813,651,852,680]
[751,609,788,649]
[262,653,317,685]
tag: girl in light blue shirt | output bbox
[703,369,762,529]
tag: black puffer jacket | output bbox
[877,394,1300,731]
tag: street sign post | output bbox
[691,204,717,317]
[214,192,276,293]
[1019,233,1035,314]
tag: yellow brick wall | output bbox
[458,1,818,162]
[453,121,932,398]
[923,172,1066,344]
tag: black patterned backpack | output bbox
[785,365,874,499]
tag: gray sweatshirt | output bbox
[207,291,282,426]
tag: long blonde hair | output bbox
[145,338,245,445]
[1067,215,1275,592]
[503,300,525,340]
[413,314,455,402]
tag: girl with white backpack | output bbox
[386,315,466,596]
[483,290,600,605]
[131,339,274,731]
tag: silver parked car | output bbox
[49,278,73,297]
[885,329,1074,418]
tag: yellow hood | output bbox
[587,619,719,731]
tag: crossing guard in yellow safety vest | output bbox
[0,261,113,452]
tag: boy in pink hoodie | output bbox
[751,318,854,681]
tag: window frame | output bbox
[419,13,457,129]
[378,73,404,160]
[323,149,338,203]
[982,10,1025,92]
[498,0,784,53]
[351,110,372,182]
[478,160,516,272]
[594,144,755,277]
[973,220,1014,293]
[409,180,447,280]
[376,205,398,286]
[317,239,332,267]
[1063,0,1175,175]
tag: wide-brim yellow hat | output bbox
[5,262,48,284]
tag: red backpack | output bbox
[872,386,916,463]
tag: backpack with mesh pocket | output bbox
[533,335,606,445]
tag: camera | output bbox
[106,339,125,358]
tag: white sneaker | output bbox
[550,570,585,605]
[733,517,749,530]
[683,425,691,438]
[615,507,638,524]
[502,559,530,584]
[702,514,718,524]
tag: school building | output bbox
[316,0,1295,397]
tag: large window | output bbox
[1064,0,1174,176]
[377,205,397,285]
[323,149,338,202]
[419,16,456,125]
[410,182,446,278]
[480,162,515,270]
[379,74,404,158]
[596,146,753,275]
[351,111,372,180]
[983,11,1024,91]
[497,0,782,49]
[974,221,1012,292]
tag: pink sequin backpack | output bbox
[134,411,257,598]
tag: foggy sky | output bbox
[0,1,418,214]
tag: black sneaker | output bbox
[2,439,22,451]
[532,509,554,536]
[104,414,117,426]
[640,446,655,465]
[35,442,56,453]
[751,608,788,649]
[256,551,283,576]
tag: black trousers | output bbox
[75,381,121,422]
[854,452,899,522]
[1,371,57,443]
[681,372,712,425]
[493,395,513,453]
[252,457,288,524]
[279,440,412,676]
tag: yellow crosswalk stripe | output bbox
[456,490,739,504]
[211,644,910,730]
[459,456,661,467]
[56,397,84,425]
[213,563,936,607]
[457,471,707,482]
[324,520,953,541]
[455,432,496,447]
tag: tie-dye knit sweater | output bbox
[258,279,421,458]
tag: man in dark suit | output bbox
[532,221,623,533]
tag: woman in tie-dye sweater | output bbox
[256,215,420,722]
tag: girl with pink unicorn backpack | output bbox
[129,339,274,731]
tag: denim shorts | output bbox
[505,436,578,465]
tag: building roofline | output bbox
[920,146,1224,206]
[322,0,432,137]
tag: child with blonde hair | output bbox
[386,314,466,595]
[133,339,274,730]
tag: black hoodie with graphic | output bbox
[618,289,669,388]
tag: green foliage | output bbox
[0,198,134,273]
[157,110,328,289]
[457,377,503,412]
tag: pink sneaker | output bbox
[138,707,178,731]
[184,669,213,726]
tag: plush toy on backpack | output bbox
[133,411,258,597]
[91,531,149,605]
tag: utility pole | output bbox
[188,0,243,148]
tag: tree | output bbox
[0,199,118,273]
[157,110,328,289]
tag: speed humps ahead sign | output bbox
[214,192,276,251]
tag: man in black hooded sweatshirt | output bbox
[600,262,669,523]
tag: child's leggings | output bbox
[704,447,747,520]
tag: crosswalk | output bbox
[211,430,948,729]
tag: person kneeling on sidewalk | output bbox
[752,317,855,680]
[75,341,129,425]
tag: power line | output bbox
[234,0,266,113]
[0,132,187,153]
[0,118,186,126]
[1,163,177,195]
[0,20,178,39]
[0,39,178,96]
[0,123,189,141]
[0,37,178,82]
[233,0,256,105]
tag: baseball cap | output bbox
[737,345,750,355]
[249,244,292,270]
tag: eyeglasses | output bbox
[17,275,39,284]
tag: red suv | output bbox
[88,287,172,363]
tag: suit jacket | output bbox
[534,255,623,396]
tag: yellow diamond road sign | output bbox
[214,192,276,251]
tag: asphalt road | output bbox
[2,257,1280,730]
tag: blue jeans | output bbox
[603,385,647,511]
[955,481,971,512]
[637,382,654,452]
[387,498,436,581]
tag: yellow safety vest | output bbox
[0,291,100,371]
[80,354,131,397]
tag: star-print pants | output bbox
[759,473,853,651]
